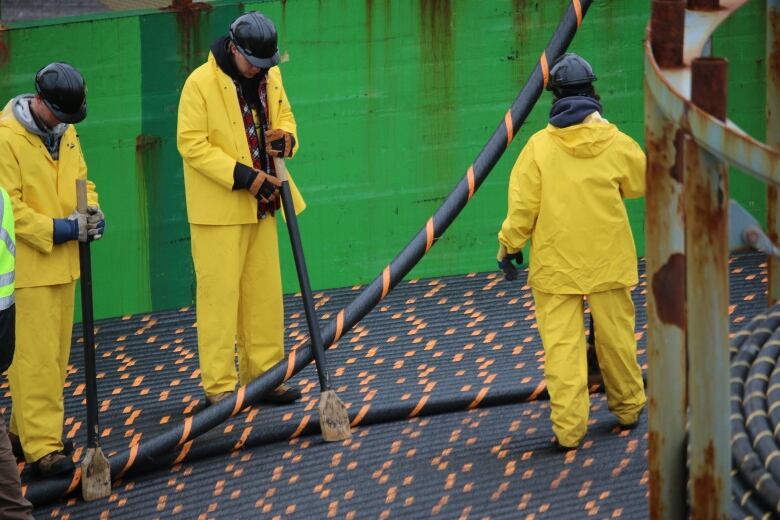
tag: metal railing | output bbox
[645,0,780,518]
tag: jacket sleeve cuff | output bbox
[52,218,76,244]
[233,163,256,191]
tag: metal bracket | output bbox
[729,200,780,257]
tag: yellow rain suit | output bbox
[498,112,646,447]
[177,53,305,398]
[0,100,98,462]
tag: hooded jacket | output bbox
[498,110,645,294]
[0,97,98,288]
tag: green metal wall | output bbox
[0,0,768,320]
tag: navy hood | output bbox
[549,96,603,128]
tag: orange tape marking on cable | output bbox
[504,111,514,145]
[231,387,246,417]
[179,416,193,446]
[173,441,192,465]
[291,415,311,438]
[350,405,370,427]
[573,0,583,27]
[233,426,252,451]
[425,218,435,253]
[468,387,489,410]
[66,467,82,493]
[119,444,139,478]
[528,381,547,401]
[285,349,297,381]
[466,166,475,200]
[381,266,392,299]
[334,310,345,342]
[540,52,550,88]
[409,395,429,418]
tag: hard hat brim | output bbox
[237,45,280,68]
[45,99,87,124]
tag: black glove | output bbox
[497,244,524,281]
[233,163,281,202]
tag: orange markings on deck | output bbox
[124,409,141,426]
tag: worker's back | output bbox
[522,115,646,294]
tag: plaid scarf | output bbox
[236,77,279,218]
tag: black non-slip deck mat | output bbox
[2,253,767,517]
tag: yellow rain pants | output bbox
[190,218,284,398]
[8,282,75,462]
[533,286,645,447]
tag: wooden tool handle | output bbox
[76,178,88,213]
[272,157,289,182]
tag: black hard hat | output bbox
[229,12,280,68]
[547,53,597,91]
[34,62,87,124]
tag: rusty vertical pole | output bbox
[768,0,780,305]
[645,2,687,518]
[686,57,730,520]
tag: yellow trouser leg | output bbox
[589,287,646,424]
[191,223,245,397]
[8,283,75,462]
[533,290,588,447]
[237,217,284,386]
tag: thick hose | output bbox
[730,307,780,515]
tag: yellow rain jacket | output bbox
[177,53,305,224]
[499,115,645,294]
[0,101,98,288]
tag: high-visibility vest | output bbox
[0,188,15,310]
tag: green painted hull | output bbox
[0,0,767,319]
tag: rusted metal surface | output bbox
[644,1,761,515]
[644,77,688,519]
[691,57,727,121]
[164,0,211,75]
[645,1,780,188]
[683,73,730,518]
[769,0,780,304]
[651,1,685,68]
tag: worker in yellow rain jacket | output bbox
[497,53,646,449]
[177,12,305,406]
[0,63,104,476]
